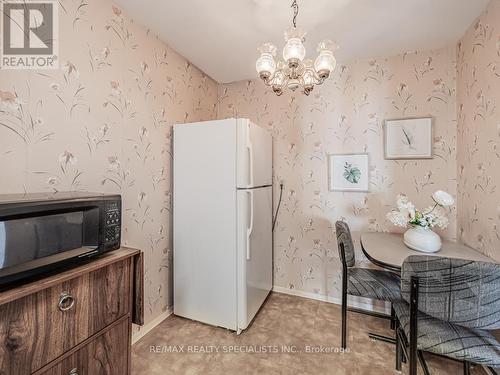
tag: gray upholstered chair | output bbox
[394,255,500,375]
[335,221,401,349]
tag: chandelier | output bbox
[256,0,337,96]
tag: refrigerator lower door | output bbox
[237,186,273,331]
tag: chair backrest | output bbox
[335,221,355,267]
[401,255,500,330]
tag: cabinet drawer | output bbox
[0,259,130,375]
[38,318,129,375]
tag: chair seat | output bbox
[393,300,500,367]
[347,268,401,302]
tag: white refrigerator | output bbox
[173,118,273,333]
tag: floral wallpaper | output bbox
[0,0,218,327]
[457,0,500,261]
[218,47,458,300]
[1,0,494,327]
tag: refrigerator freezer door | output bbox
[237,186,273,331]
[237,119,273,188]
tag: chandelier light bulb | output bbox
[302,60,314,80]
[256,43,277,79]
[283,27,306,67]
[273,70,286,86]
[287,79,300,91]
[283,38,306,66]
[272,70,286,95]
[314,51,336,78]
[314,40,337,78]
[256,53,276,78]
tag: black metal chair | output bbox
[335,221,401,349]
[394,255,500,375]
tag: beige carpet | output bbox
[132,292,485,374]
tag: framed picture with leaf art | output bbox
[384,117,433,159]
[328,153,369,192]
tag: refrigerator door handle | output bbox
[246,125,254,187]
[246,190,254,260]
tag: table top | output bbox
[360,232,495,272]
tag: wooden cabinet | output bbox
[0,274,91,374]
[0,248,143,375]
[89,259,131,332]
[38,318,129,375]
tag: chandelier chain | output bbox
[291,0,299,28]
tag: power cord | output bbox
[272,183,284,232]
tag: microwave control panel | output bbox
[104,201,121,244]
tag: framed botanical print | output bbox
[384,117,433,159]
[328,153,369,192]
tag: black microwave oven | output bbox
[0,192,121,287]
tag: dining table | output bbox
[360,232,495,273]
[357,231,496,346]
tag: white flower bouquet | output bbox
[386,190,455,230]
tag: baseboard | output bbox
[132,308,172,345]
[272,285,391,315]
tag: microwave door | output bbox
[0,247,98,280]
[0,210,98,276]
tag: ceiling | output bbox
[114,0,489,83]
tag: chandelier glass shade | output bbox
[256,0,337,96]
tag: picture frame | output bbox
[328,153,369,192]
[384,117,433,159]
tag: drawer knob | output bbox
[69,368,79,375]
[58,292,75,312]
